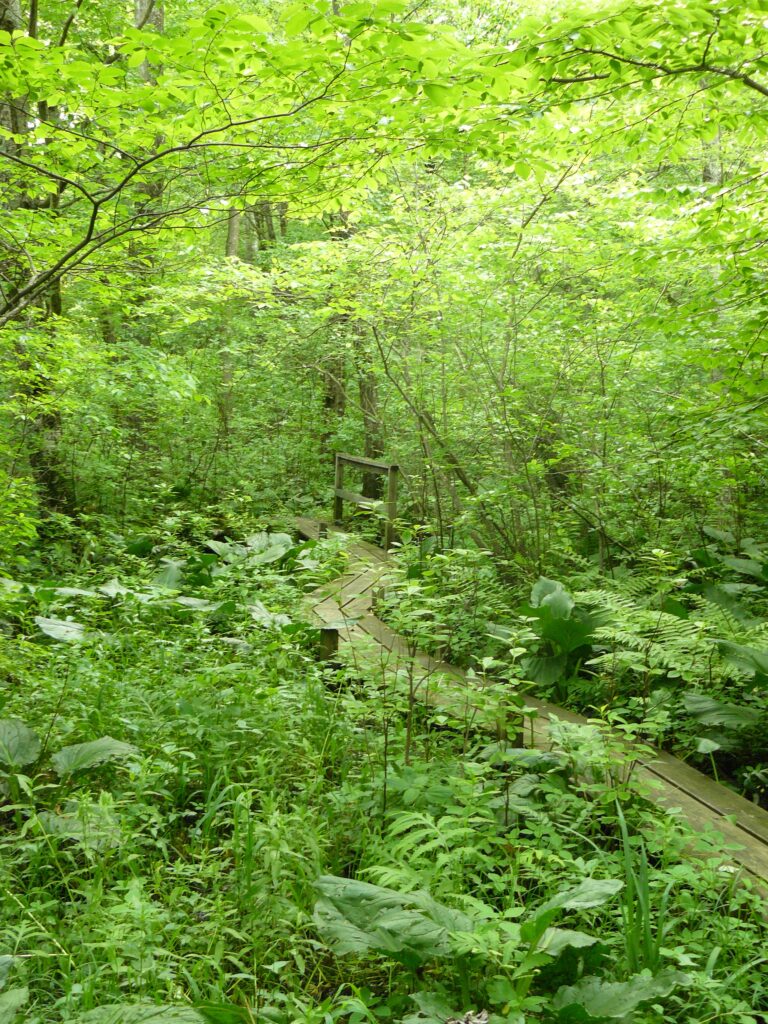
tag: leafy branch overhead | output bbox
[5,1,768,321]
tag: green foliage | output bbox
[0,0,768,1017]
[552,969,690,1021]
[313,875,473,967]
[519,579,602,694]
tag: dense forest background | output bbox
[2,0,766,559]
[1,1,768,1021]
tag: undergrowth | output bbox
[0,520,765,1022]
[379,530,768,804]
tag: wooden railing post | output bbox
[319,625,339,661]
[384,464,398,550]
[333,454,344,525]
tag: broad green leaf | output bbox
[75,1005,206,1023]
[125,537,154,556]
[99,579,132,598]
[540,878,623,914]
[702,526,735,544]
[0,956,14,990]
[406,991,460,1024]
[174,597,219,610]
[717,641,768,677]
[37,798,122,851]
[537,614,596,654]
[154,559,185,590]
[530,578,574,619]
[521,653,567,685]
[538,927,600,956]
[249,601,291,629]
[552,968,690,1020]
[0,719,41,769]
[206,540,248,562]
[423,83,455,106]
[194,1005,252,1024]
[0,988,28,1024]
[313,875,472,968]
[683,693,760,730]
[695,737,721,754]
[718,555,766,579]
[51,737,138,776]
[35,616,86,642]
[245,532,293,564]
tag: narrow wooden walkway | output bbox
[296,517,768,891]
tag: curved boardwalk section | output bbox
[296,517,768,891]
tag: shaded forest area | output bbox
[1,1,768,1021]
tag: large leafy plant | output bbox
[312,872,688,1019]
[517,579,604,697]
[0,717,137,833]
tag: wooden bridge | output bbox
[296,515,768,894]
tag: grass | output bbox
[0,523,766,1022]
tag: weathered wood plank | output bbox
[336,452,398,473]
[335,487,377,508]
[294,517,388,563]
[640,750,768,845]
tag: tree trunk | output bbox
[226,209,241,258]
[277,202,288,238]
[353,332,384,499]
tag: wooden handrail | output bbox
[335,452,399,474]
[333,452,399,549]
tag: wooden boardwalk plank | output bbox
[640,751,768,845]
[295,517,388,563]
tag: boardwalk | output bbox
[296,517,768,891]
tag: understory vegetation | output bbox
[1,0,768,1020]
[0,523,766,1021]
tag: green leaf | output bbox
[195,1006,253,1024]
[539,878,623,914]
[702,526,735,545]
[75,1006,206,1024]
[51,737,138,776]
[313,875,472,969]
[717,641,768,677]
[695,737,721,754]
[35,615,86,642]
[154,559,185,590]
[423,83,455,106]
[245,532,293,564]
[719,555,766,579]
[407,991,460,1024]
[521,653,567,685]
[125,537,154,556]
[0,719,41,769]
[683,693,760,730]
[538,927,600,956]
[0,988,28,1024]
[552,968,690,1020]
[531,577,574,618]
[249,601,291,629]
[0,957,13,990]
